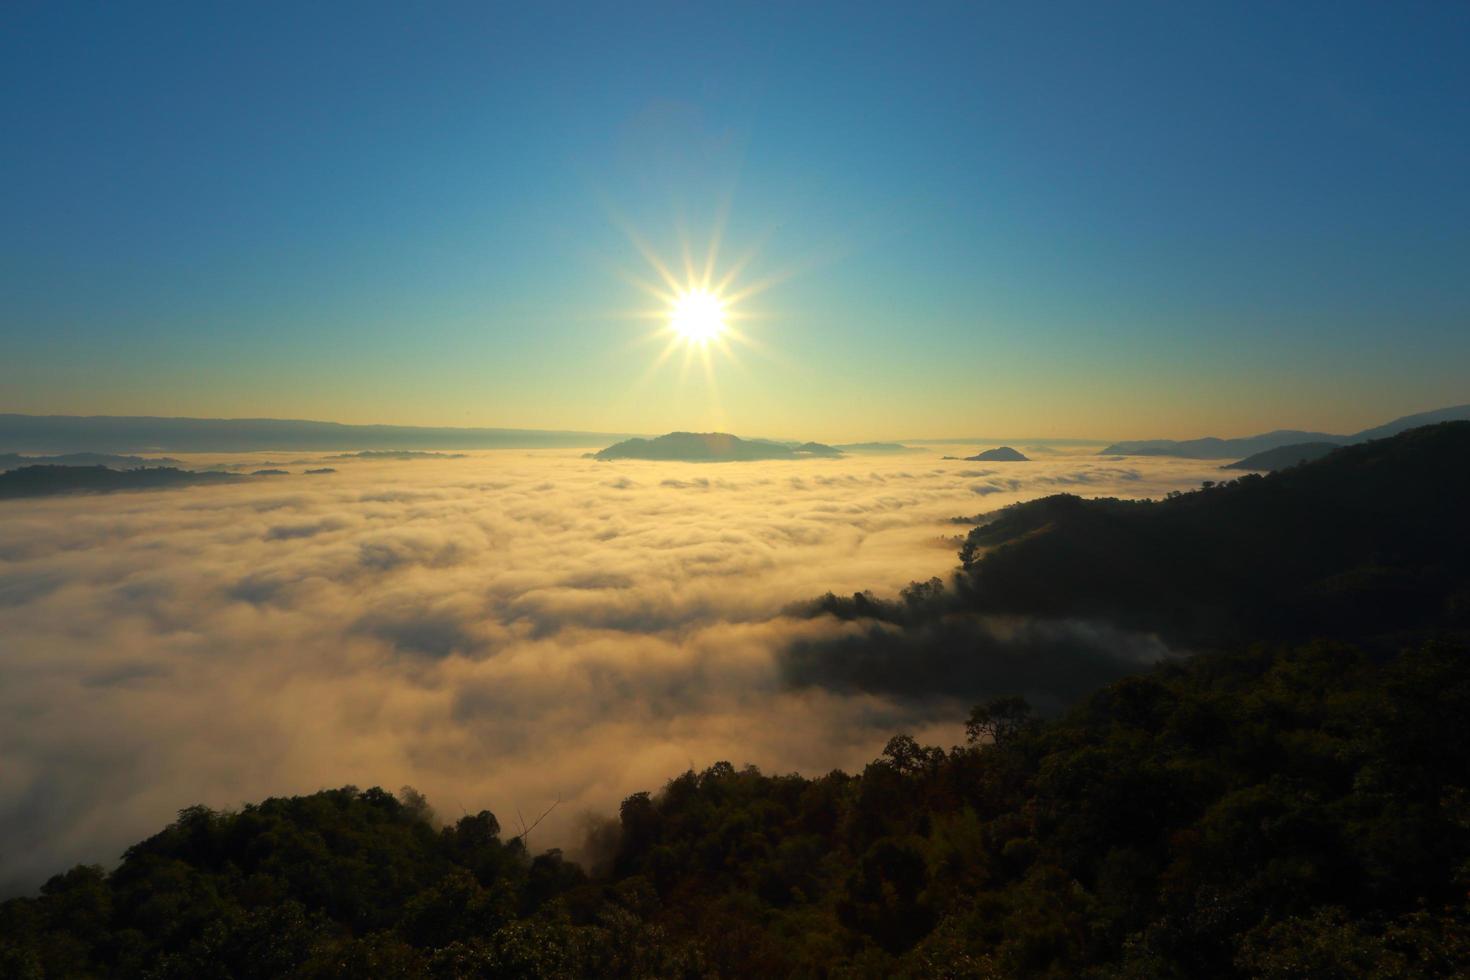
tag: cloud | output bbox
[0,449,1221,894]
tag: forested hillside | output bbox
[4,638,1466,978]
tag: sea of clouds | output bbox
[0,447,1223,893]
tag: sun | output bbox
[608,209,784,394]
[669,289,726,343]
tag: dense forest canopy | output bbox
[4,424,1468,978]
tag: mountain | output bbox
[1222,441,1340,471]
[965,446,1029,461]
[593,432,844,461]
[965,422,1470,650]
[1350,402,1470,441]
[794,422,1470,703]
[833,442,921,454]
[327,450,469,460]
[793,441,844,457]
[0,414,635,453]
[0,452,181,471]
[1099,429,1342,459]
[0,465,244,499]
[1099,403,1470,458]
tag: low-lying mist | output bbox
[0,448,1221,894]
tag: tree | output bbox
[965,695,1033,747]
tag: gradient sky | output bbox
[3,2,1468,441]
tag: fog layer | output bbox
[0,448,1220,894]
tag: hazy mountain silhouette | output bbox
[328,450,469,459]
[0,465,244,499]
[0,414,636,453]
[1100,429,1342,459]
[1100,402,1470,458]
[965,446,1029,461]
[0,452,181,471]
[1223,441,1340,471]
[793,441,844,457]
[833,442,921,454]
[593,432,844,461]
[1350,403,1470,441]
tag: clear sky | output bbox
[3,1,1467,441]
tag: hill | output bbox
[966,446,1029,461]
[1223,441,1340,471]
[793,441,844,457]
[2,639,1466,977]
[0,414,634,453]
[593,432,844,462]
[1099,430,1338,459]
[833,442,921,454]
[966,423,1470,650]
[1099,402,1470,459]
[328,451,469,460]
[791,423,1470,704]
[0,452,182,472]
[1351,402,1470,441]
[0,465,244,499]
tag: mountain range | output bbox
[592,432,843,462]
[0,452,182,471]
[1221,441,1340,471]
[0,414,636,453]
[0,465,244,499]
[1101,403,1470,459]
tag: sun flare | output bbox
[611,211,782,397]
[669,289,726,343]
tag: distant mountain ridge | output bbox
[593,432,843,462]
[0,465,243,499]
[1101,403,1470,459]
[0,414,636,453]
[1222,441,1340,471]
[833,442,921,454]
[0,452,181,471]
[797,422,1470,700]
[970,421,1470,650]
[966,446,1029,461]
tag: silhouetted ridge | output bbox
[593,431,844,461]
[965,446,1029,461]
[833,442,920,454]
[0,465,244,499]
[0,413,635,453]
[786,423,1470,705]
[963,422,1470,648]
[1223,441,1340,471]
[0,452,181,471]
[1101,402,1470,459]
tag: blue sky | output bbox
[3,1,1467,440]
